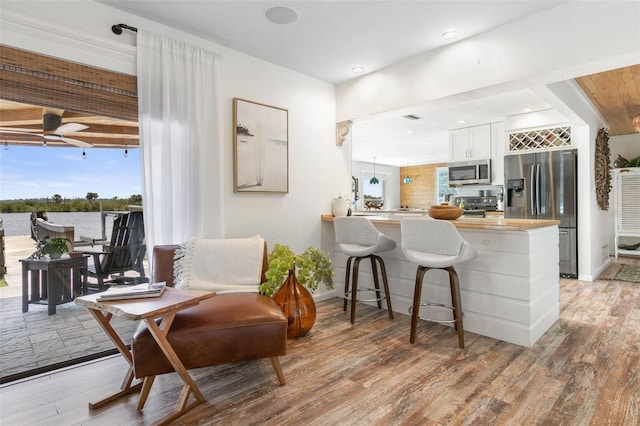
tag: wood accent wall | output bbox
[400,163,448,209]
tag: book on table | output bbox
[96,282,167,301]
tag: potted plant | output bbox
[33,236,71,259]
[260,244,334,296]
[260,244,334,338]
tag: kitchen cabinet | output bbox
[491,122,505,185]
[449,124,491,162]
[613,168,640,258]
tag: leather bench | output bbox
[131,244,287,385]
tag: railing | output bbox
[33,218,75,250]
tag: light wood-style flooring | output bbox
[1,270,639,425]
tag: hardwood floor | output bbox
[1,274,638,425]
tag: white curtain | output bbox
[137,30,223,256]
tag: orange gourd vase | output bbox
[272,269,317,339]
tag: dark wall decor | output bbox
[594,127,611,210]
[233,98,289,193]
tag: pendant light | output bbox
[369,157,380,184]
[124,144,128,157]
[403,163,413,184]
[82,148,87,159]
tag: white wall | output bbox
[610,134,640,167]
[0,1,349,299]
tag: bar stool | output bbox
[400,218,477,348]
[334,217,396,324]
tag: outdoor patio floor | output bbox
[0,235,144,382]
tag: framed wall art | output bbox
[233,98,289,193]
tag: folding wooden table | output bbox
[75,287,214,425]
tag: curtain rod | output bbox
[111,23,138,34]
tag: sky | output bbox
[0,145,142,200]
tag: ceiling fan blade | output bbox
[44,134,93,148]
[0,127,43,134]
[54,122,89,135]
[60,137,93,148]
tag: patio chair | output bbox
[83,211,146,291]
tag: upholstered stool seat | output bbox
[401,218,477,348]
[334,217,396,323]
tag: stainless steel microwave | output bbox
[448,159,491,186]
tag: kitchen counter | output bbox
[322,214,558,231]
[321,214,560,347]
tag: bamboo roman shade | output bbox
[0,45,137,121]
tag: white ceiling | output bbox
[353,88,553,166]
[98,0,565,166]
[99,1,563,84]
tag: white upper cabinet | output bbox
[449,124,491,162]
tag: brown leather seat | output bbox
[131,244,287,384]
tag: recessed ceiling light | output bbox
[265,6,298,25]
[352,67,365,74]
[457,120,466,124]
[523,108,533,113]
[407,130,414,134]
[442,31,459,40]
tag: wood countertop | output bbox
[321,214,559,231]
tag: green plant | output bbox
[260,243,334,296]
[33,236,71,259]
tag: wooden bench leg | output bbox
[270,357,286,385]
[136,376,156,410]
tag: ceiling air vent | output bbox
[403,114,422,120]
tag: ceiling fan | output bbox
[0,110,93,148]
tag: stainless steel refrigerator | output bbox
[504,149,577,277]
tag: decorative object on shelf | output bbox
[403,163,413,184]
[32,236,71,259]
[594,127,611,211]
[613,154,629,168]
[332,196,351,217]
[369,157,380,184]
[427,205,463,220]
[626,156,640,167]
[233,98,289,193]
[336,120,352,146]
[261,244,334,338]
[633,113,640,133]
[272,269,317,338]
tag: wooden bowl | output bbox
[427,205,463,220]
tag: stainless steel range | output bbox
[453,196,497,211]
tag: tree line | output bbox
[0,193,143,213]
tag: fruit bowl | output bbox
[427,205,463,220]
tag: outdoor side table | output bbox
[20,255,89,315]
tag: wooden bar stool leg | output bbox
[343,257,353,311]
[369,255,383,309]
[410,266,428,344]
[350,258,363,324]
[447,267,465,349]
[374,255,394,319]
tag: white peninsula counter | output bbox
[321,214,560,347]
